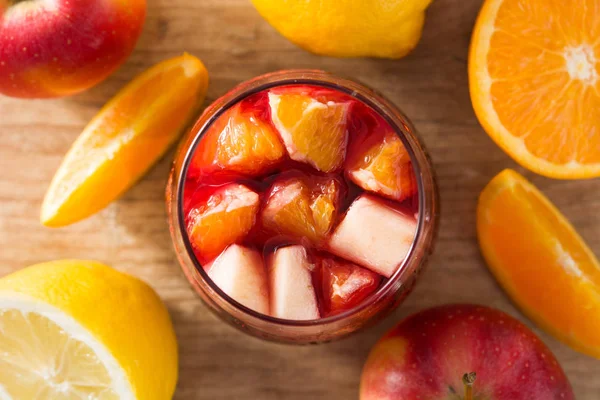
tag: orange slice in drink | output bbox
[187,184,260,263]
[315,255,382,316]
[269,90,350,173]
[41,54,209,227]
[190,102,285,177]
[477,169,600,358]
[469,0,600,179]
[262,173,342,244]
[346,129,417,202]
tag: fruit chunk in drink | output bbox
[186,183,259,263]
[205,244,270,315]
[261,171,343,245]
[268,245,320,320]
[314,255,382,317]
[328,195,417,278]
[189,100,285,178]
[269,86,350,173]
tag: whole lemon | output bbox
[251,0,433,58]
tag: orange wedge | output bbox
[477,169,600,358]
[469,0,600,179]
[41,54,209,227]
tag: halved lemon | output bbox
[0,260,178,399]
[478,169,600,359]
[41,53,209,227]
[469,0,600,179]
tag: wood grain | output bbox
[1,0,599,398]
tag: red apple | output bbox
[0,0,146,98]
[361,304,574,400]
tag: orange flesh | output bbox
[347,131,416,201]
[470,0,600,177]
[263,181,318,242]
[310,194,336,235]
[188,184,260,262]
[477,169,600,358]
[42,54,208,227]
[192,103,285,176]
[262,175,340,244]
[269,92,350,172]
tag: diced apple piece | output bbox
[328,195,417,278]
[268,245,320,320]
[317,256,382,316]
[206,245,269,315]
[186,183,260,262]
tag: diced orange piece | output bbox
[347,126,416,202]
[316,256,381,316]
[190,102,285,177]
[269,89,350,172]
[261,172,342,244]
[187,184,259,262]
[478,169,600,358]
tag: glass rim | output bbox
[175,69,435,328]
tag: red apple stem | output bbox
[463,372,476,400]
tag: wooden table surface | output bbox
[1,0,599,398]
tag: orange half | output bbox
[41,54,209,227]
[477,169,600,358]
[469,0,600,179]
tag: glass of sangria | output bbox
[167,70,437,343]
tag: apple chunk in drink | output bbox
[268,245,320,320]
[205,245,270,315]
[329,195,417,278]
[182,84,420,321]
